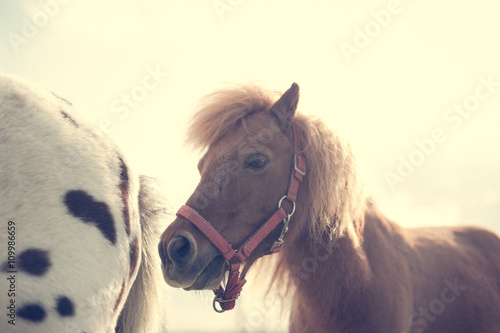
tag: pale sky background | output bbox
[1,1,499,332]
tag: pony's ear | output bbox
[270,83,300,130]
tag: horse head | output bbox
[158,83,306,310]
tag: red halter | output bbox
[176,124,306,312]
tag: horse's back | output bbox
[0,74,141,332]
[406,224,500,276]
[363,203,500,332]
[453,225,500,268]
[403,224,500,332]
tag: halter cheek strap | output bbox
[176,124,306,312]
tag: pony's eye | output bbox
[244,154,269,171]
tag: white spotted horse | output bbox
[0,74,167,333]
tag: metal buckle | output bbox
[270,195,295,253]
[294,154,306,176]
[270,217,290,252]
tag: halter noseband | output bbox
[176,124,306,312]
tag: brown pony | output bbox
[158,83,500,332]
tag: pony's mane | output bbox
[186,84,365,239]
[186,84,277,150]
[293,113,365,239]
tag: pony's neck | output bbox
[283,207,372,331]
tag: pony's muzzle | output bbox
[159,226,225,290]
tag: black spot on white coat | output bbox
[118,157,131,236]
[18,304,46,322]
[56,296,75,317]
[50,91,73,106]
[60,110,79,127]
[18,248,51,276]
[64,190,117,245]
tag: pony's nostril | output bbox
[172,237,189,257]
[168,235,195,267]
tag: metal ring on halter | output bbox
[277,195,296,218]
[213,296,226,313]
[213,295,240,313]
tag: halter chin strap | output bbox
[176,124,306,312]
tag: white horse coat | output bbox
[0,74,167,333]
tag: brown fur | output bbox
[161,83,500,332]
[185,85,364,240]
